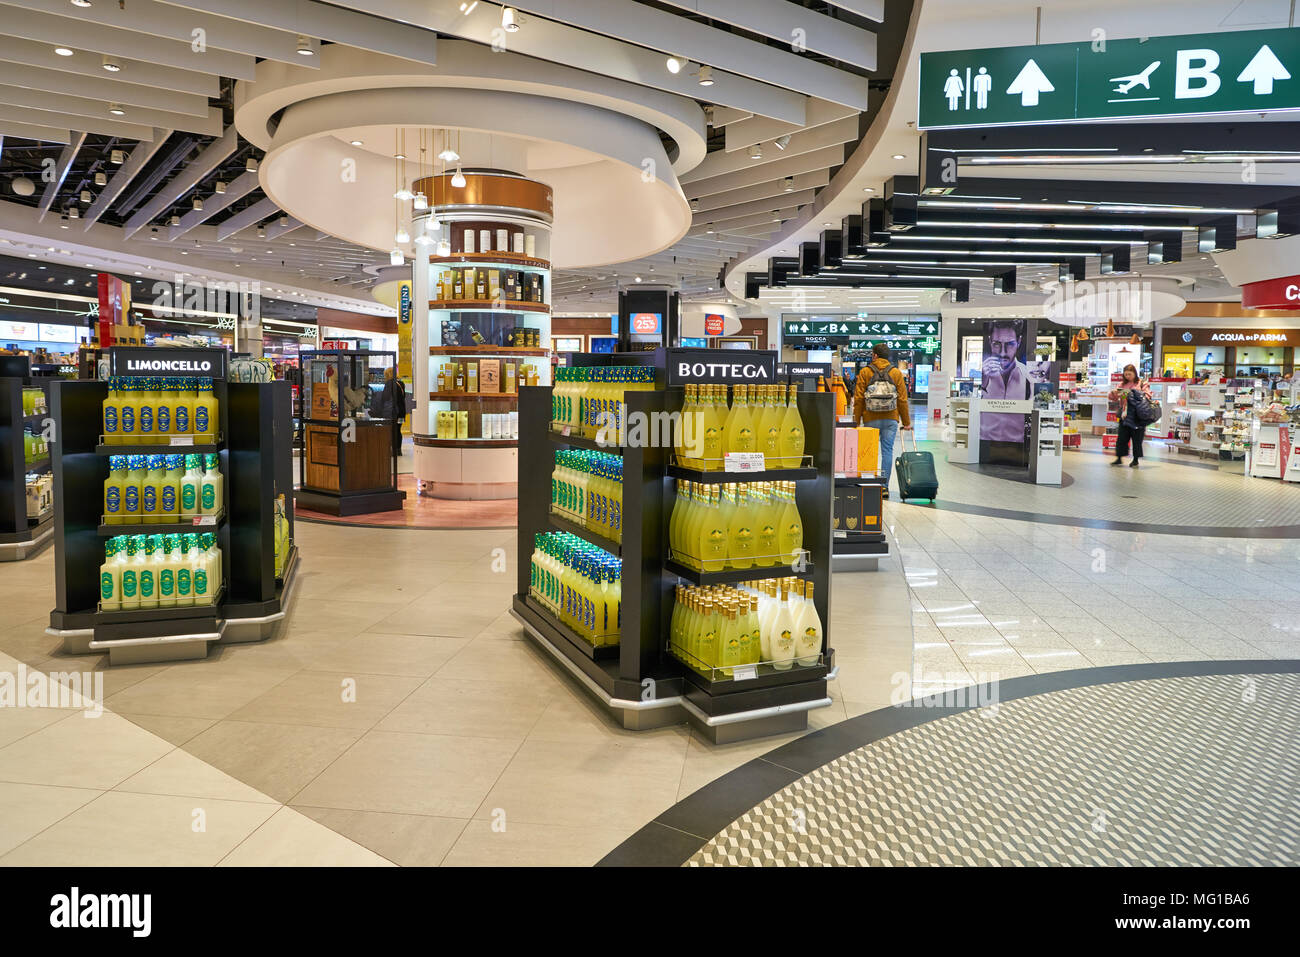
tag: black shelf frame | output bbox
[0,369,55,558]
[48,354,296,654]
[547,511,622,555]
[514,355,834,738]
[95,440,222,455]
[96,510,226,536]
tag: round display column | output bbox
[410,171,552,500]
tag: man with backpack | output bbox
[853,342,912,498]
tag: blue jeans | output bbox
[860,418,899,489]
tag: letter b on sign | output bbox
[1175,49,1221,99]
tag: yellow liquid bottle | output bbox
[755,482,780,567]
[727,484,756,570]
[777,482,804,567]
[201,454,223,515]
[676,384,696,467]
[159,455,182,523]
[699,486,728,572]
[669,480,688,560]
[102,377,125,445]
[155,377,176,440]
[120,534,143,610]
[681,483,706,568]
[103,455,128,525]
[718,482,737,549]
[193,377,218,443]
[726,384,756,454]
[137,376,159,445]
[141,455,164,524]
[173,376,193,438]
[118,378,140,444]
[759,385,782,467]
[779,384,805,468]
[718,601,739,678]
[700,384,725,472]
[697,598,718,674]
[99,537,123,610]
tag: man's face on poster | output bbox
[990,326,1020,373]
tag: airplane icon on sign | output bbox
[1110,60,1160,95]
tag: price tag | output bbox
[561,425,571,437]
[169,436,194,446]
[724,452,765,473]
[731,664,757,681]
[194,515,217,526]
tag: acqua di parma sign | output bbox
[919,26,1300,129]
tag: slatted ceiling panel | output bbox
[0,105,155,143]
[0,5,258,79]
[0,0,318,67]
[0,119,68,143]
[691,170,830,211]
[683,117,858,183]
[82,133,174,228]
[724,99,858,153]
[682,144,848,196]
[0,84,222,138]
[0,37,220,98]
[0,61,212,116]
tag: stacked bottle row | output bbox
[676,383,805,471]
[551,450,623,543]
[103,454,223,525]
[550,366,657,442]
[22,387,47,417]
[102,377,219,444]
[528,531,621,648]
[669,579,823,675]
[434,267,545,304]
[669,480,803,571]
[99,532,222,611]
[23,429,48,464]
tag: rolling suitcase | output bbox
[895,431,938,502]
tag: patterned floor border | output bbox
[597,659,1300,867]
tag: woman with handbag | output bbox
[1110,364,1153,468]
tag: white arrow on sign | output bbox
[927,324,936,332]
[1007,58,1055,107]
[1237,44,1290,95]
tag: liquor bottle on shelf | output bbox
[669,480,801,571]
[528,531,620,647]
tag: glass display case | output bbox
[296,349,405,515]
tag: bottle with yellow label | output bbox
[159,455,183,523]
[155,377,176,439]
[778,384,805,468]
[137,535,159,609]
[102,377,125,444]
[141,455,164,524]
[103,455,128,525]
[122,455,144,524]
[193,377,218,442]
[118,378,139,443]
[136,377,159,444]
[758,385,783,466]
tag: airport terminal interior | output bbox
[0,0,1297,874]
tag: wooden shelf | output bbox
[429,391,519,401]
[429,252,551,270]
[428,299,550,314]
[428,346,549,356]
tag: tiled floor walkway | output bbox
[4,423,1298,865]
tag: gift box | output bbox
[856,427,880,476]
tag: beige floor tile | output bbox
[104,663,298,720]
[0,791,277,867]
[301,632,469,677]
[369,592,506,639]
[0,711,173,789]
[442,818,631,867]
[218,807,393,866]
[293,806,468,866]
[829,653,910,705]
[0,705,79,749]
[525,693,691,750]
[376,676,556,742]
[292,730,518,818]
[0,782,101,857]
[475,736,686,831]
[225,670,423,731]
[435,635,568,686]
[1018,647,1090,673]
[183,720,363,803]
[115,748,278,804]
[115,713,217,747]
[1082,650,1153,667]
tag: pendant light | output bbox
[451,168,466,188]
[389,248,404,265]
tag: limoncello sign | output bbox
[919,27,1300,128]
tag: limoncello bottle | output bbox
[137,535,159,609]
[754,482,779,567]
[759,385,783,466]
[676,384,695,467]
[174,533,194,607]
[181,454,203,521]
[718,601,739,678]
[155,377,175,439]
[102,377,124,444]
[727,384,756,454]
[122,455,144,524]
[120,534,142,610]
[104,455,127,525]
[697,598,718,674]
[141,454,164,524]
[173,377,193,437]
[779,384,805,468]
[700,384,725,472]
[119,378,139,443]
[777,481,804,567]
[201,453,223,515]
[157,533,177,608]
[159,455,182,523]
[137,377,159,445]
[193,377,218,443]
[770,581,797,670]
[699,486,728,572]
[100,537,123,611]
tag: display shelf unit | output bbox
[0,370,55,561]
[95,439,222,455]
[662,557,815,587]
[96,510,225,536]
[296,349,404,516]
[429,252,551,271]
[511,353,834,744]
[47,351,297,665]
[428,299,550,314]
[665,463,818,483]
[832,476,888,571]
[548,510,622,555]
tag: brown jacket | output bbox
[853,357,911,428]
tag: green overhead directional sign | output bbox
[919,27,1300,129]
[783,319,939,337]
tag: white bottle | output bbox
[770,582,797,670]
[180,454,203,522]
[793,580,823,666]
[175,535,194,607]
[157,534,178,608]
[138,535,160,610]
[757,580,777,660]
[120,535,143,610]
[200,454,223,515]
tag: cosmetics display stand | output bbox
[47,348,298,665]
[0,365,54,562]
[510,350,835,744]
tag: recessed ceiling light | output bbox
[749,144,762,160]
[107,103,125,115]
[54,46,74,56]
[394,152,406,160]
[698,65,714,86]
[892,154,905,160]
[296,35,314,56]
[71,0,93,7]
[350,139,363,147]
[102,55,121,72]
